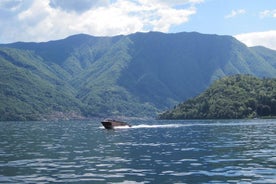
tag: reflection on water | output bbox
[0,119,275,183]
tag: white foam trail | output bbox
[130,124,184,129]
[113,126,132,129]
[110,124,185,130]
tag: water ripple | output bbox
[0,119,275,183]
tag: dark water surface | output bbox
[0,119,275,183]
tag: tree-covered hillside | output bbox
[119,32,276,108]
[0,47,84,120]
[159,75,276,119]
[1,32,276,120]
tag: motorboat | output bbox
[101,119,131,129]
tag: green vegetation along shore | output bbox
[159,75,276,119]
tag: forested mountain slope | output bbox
[159,75,276,119]
[1,32,276,120]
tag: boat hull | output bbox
[101,120,131,129]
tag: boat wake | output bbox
[114,124,185,129]
[101,120,274,130]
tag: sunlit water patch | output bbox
[0,119,275,183]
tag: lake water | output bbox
[0,119,275,183]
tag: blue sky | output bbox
[177,0,276,50]
[176,0,275,35]
[0,0,276,50]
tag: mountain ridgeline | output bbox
[159,75,276,119]
[0,32,276,120]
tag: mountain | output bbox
[0,47,84,120]
[250,46,276,68]
[0,32,276,120]
[158,75,276,119]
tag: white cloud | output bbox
[235,30,276,50]
[225,9,246,19]
[150,0,204,6]
[49,0,108,13]
[154,7,196,31]
[259,9,276,18]
[0,0,202,43]
[0,0,22,11]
